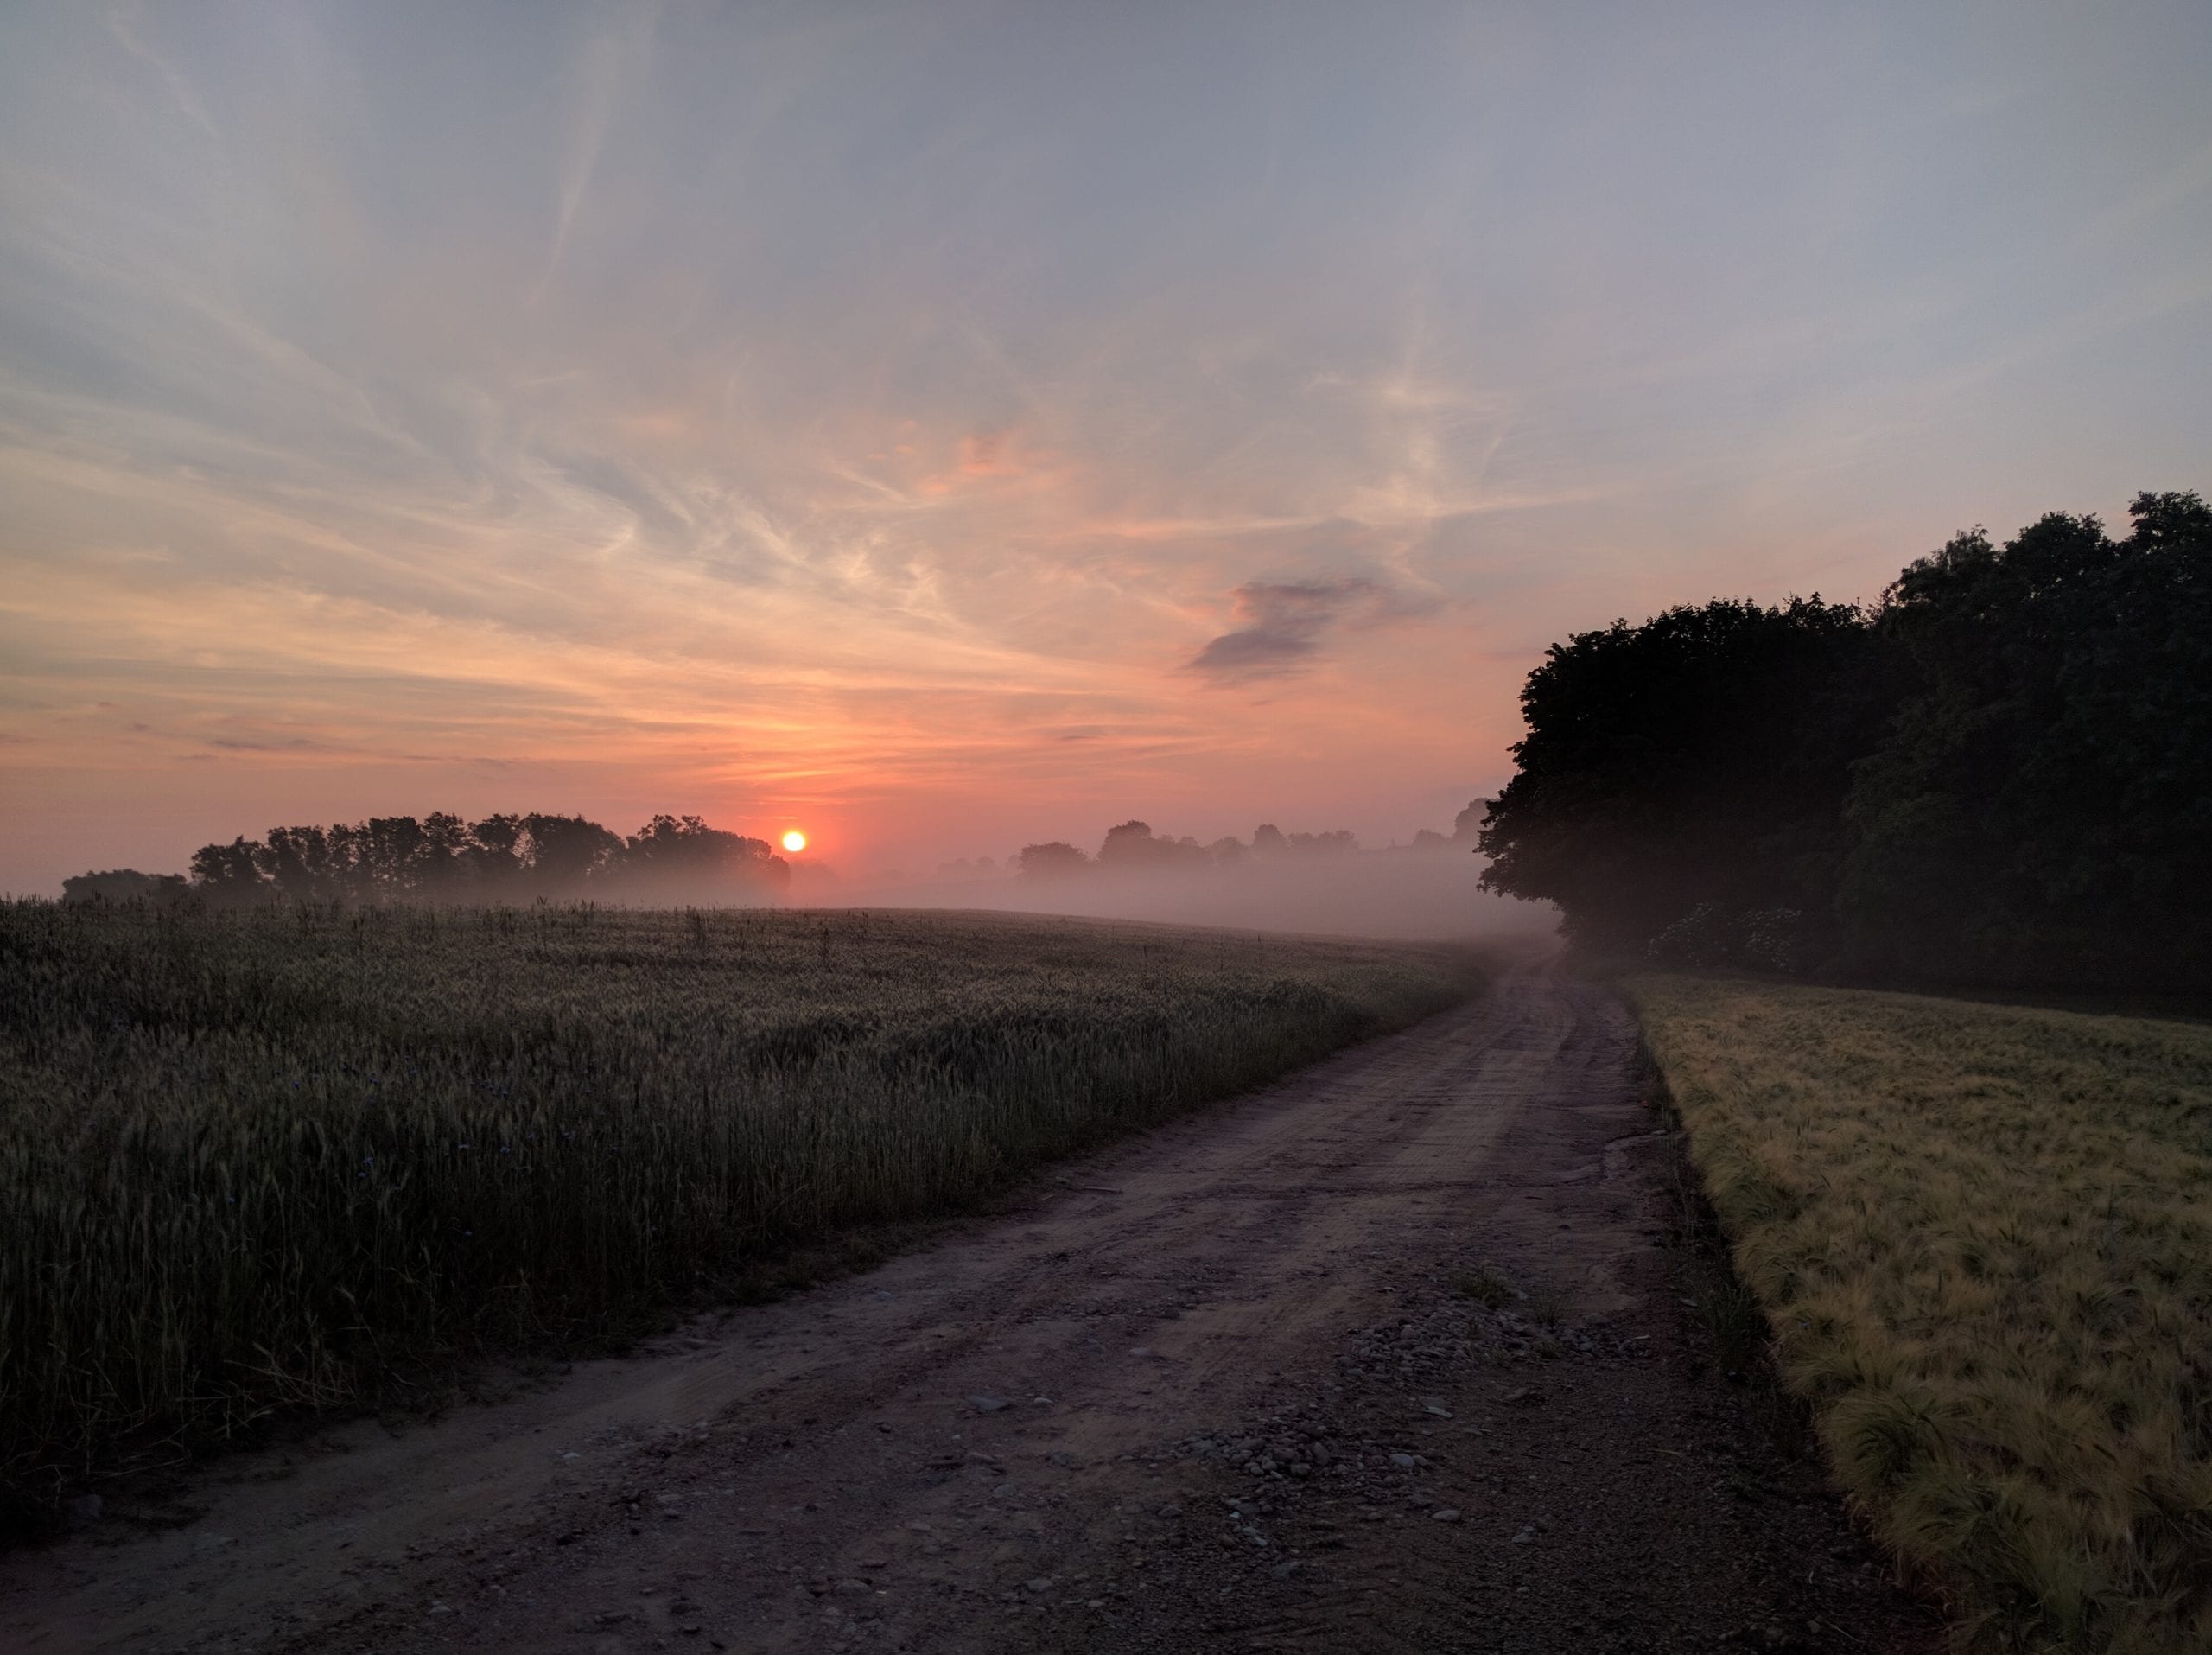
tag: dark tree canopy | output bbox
[1006,821,1360,882]
[164,812,786,906]
[1096,821,1210,867]
[609,814,788,901]
[1478,490,2211,990]
[1014,841,1090,880]
[60,869,187,904]
[1840,492,2212,984]
[1478,595,1893,952]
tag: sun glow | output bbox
[781,830,807,853]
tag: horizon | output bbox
[5,3,2210,896]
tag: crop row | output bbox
[0,900,1477,1520]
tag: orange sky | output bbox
[3,4,2208,894]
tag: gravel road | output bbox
[3,963,1936,1654]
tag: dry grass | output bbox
[1449,1263,1517,1310]
[0,900,1478,1522]
[1628,974,2212,1653]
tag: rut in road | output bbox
[3,964,1934,1654]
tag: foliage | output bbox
[610,813,790,903]
[1098,819,1211,867]
[0,900,1475,1518]
[1630,973,2212,1653]
[1009,820,1363,884]
[1478,490,2211,990]
[59,869,187,904]
[1014,840,1090,879]
[1646,902,1806,974]
[1478,593,1891,951]
[1840,493,2212,987]
[180,811,786,907]
[1447,1262,1516,1310]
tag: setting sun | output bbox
[781,830,806,854]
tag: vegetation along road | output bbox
[3,960,1933,1654]
[1633,977,2212,1654]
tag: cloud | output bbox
[207,735,340,753]
[540,5,659,295]
[1,2,2205,896]
[103,5,221,144]
[906,429,1066,501]
[1187,578,1427,683]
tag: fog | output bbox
[797,844,1557,944]
[71,811,1558,944]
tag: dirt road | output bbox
[4,965,1932,1654]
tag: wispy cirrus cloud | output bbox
[1187,577,1435,683]
[0,2,2205,894]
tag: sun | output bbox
[781,829,807,854]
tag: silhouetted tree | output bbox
[464,813,527,894]
[1250,824,1288,857]
[1840,492,2212,985]
[61,869,188,904]
[360,816,432,894]
[1477,595,1895,953]
[183,810,713,905]
[1014,842,1089,879]
[1096,821,1208,868]
[1097,820,1159,865]
[610,814,788,902]
[188,837,265,904]
[418,812,473,894]
[256,824,338,900]
[517,813,625,894]
[1477,487,2211,990]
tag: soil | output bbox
[2,964,1940,1654]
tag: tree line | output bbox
[1014,819,1370,880]
[65,813,789,907]
[1475,490,2211,990]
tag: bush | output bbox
[1647,904,1804,974]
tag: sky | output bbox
[3,1,2209,894]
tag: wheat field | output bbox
[0,900,1477,1521]
[1630,974,2212,1653]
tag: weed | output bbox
[1523,1279,1571,1327]
[1449,1264,1516,1309]
[1700,1279,1770,1378]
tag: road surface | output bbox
[3,964,1931,1653]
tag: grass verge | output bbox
[1627,973,2212,1653]
[0,901,1480,1525]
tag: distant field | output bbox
[0,901,1478,1518]
[1630,975,2212,1654]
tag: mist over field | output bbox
[78,805,1558,945]
[823,846,1554,943]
